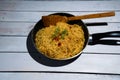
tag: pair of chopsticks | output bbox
[85,22,108,26]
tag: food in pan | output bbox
[35,22,85,60]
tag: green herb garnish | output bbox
[51,27,60,39]
[51,27,68,40]
[61,29,68,39]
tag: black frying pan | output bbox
[31,13,120,61]
[32,13,89,61]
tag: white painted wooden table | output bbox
[0,1,120,80]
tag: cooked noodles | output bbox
[35,22,85,59]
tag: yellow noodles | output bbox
[35,22,85,60]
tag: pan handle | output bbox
[89,31,120,45]
[92,31,120,40]
[89,39,120,45]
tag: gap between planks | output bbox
[0,71,120,75]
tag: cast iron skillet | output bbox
[31,13,89,61]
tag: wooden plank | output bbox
[0,22,120,36]
[88,22,120,34]
[0,73,120,80]
[0,11,119,22]
[0,1,120,11]
[0,22,35,36]
[0,37,27,52]
[0,37,119,53]
[0,53,120,74]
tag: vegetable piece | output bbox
[51,27,60,40]
[61,29,68,39]
[51,27,68,40]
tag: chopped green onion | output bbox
[61,29,68,39]
[51,27,60,39]
[51,27,68,40]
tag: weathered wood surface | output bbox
[0,1,120,11]
[0,73,120,80]
[0,11,119,22]
[0,1,120,80]
[0,53,120,74]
